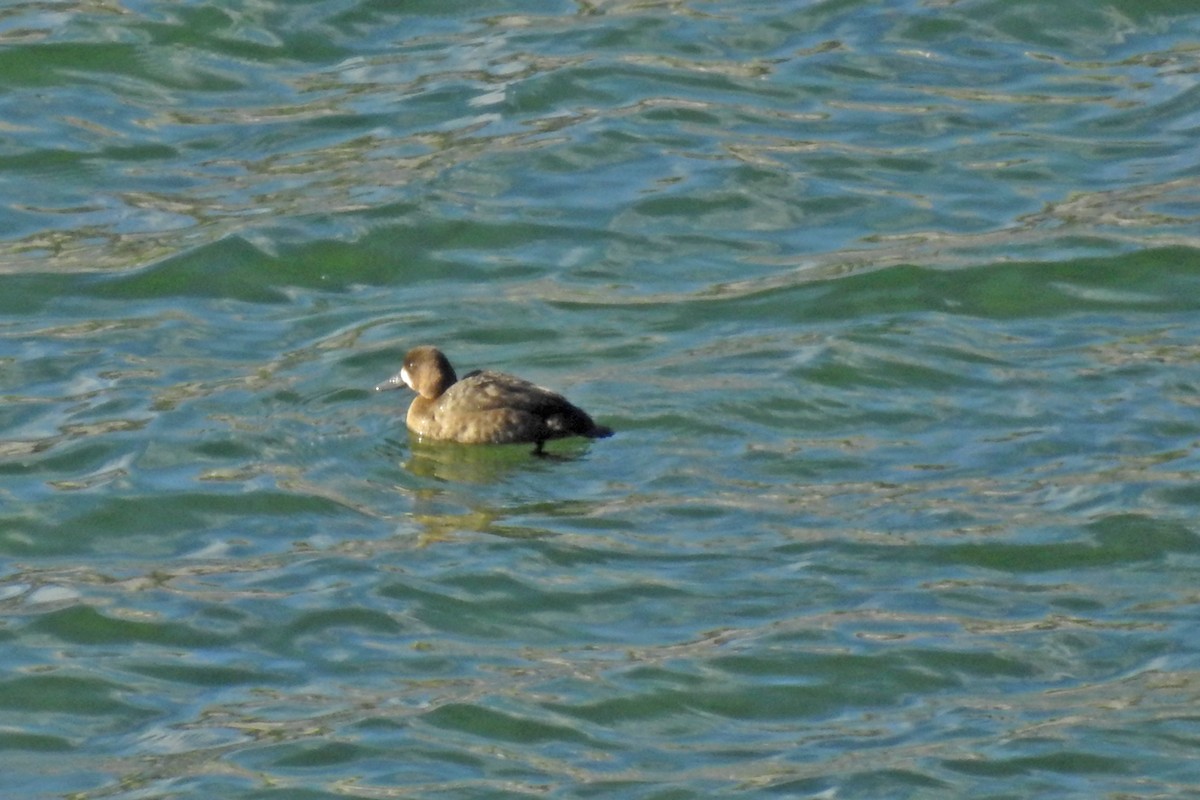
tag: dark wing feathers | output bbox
[447,371,604,437]
[446,371,560,412]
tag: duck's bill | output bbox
[375,371,407,391]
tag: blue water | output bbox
[3,1,1200,797]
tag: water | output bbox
[3,0,1200,797]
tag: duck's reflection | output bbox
[372,436,600,545]
[403,437,594,484]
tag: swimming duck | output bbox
[376,346,613,453]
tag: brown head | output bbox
[375,345,458,399]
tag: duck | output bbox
[376,346,613,453]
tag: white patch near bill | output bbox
[400,367,414,390]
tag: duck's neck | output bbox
[423,361,456,399]
[431,370,456,398]
[407,395,435,433]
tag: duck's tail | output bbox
[589,424,614,439]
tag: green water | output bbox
[3,1,1200,797]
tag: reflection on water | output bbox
[404,437,597,483]
[399,438,607,545]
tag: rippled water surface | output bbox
[4,1,1200,797]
